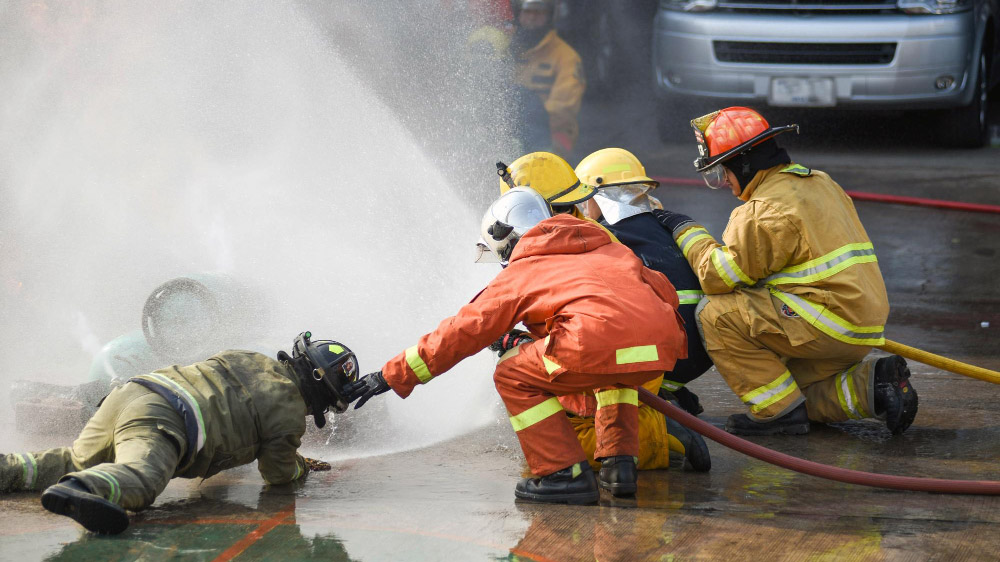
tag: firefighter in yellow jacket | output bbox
[498,151,711,472]
[653,107,917,436]
[0,333,352,534]
[511,0,585,155]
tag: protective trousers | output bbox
[700,288,877,422]
[569,406,671,470]
[494,341,661,476]
[0,383,186,511]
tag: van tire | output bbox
[940,50,989,148]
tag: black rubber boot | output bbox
[41,477,129,535]
[725,402,810,436]
[598,456,638,497]
[515,462,599,505]
[874,355,918,435]
[665,416,711,472]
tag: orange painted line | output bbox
[211,503,296,562]
[137,517,294,526]
[509,547,562,562]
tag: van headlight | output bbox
[660,0,718,12]
[896,0,971,14]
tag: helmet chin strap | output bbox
[279,351,336,428]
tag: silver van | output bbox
[652,0,999,146]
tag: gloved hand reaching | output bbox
[344,370,391,409]
[488,328,534,357]
[651,209,695,234]
[303,457,331,472]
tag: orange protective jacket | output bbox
[382,214,687,397]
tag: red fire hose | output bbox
[638,388,1000,494]
[649,176,1000,215]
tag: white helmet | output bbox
[475,187,552,266]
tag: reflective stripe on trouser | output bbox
[4,383,188,510]
[493,340,660,476]
[700,290,875,422]
[569,405,671,471]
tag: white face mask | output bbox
[592,184,654,225]
[700,164,729,190]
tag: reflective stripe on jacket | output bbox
[673,164,889,346]
[382,214,688,397]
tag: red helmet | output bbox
[691,107,798,173]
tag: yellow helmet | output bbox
[500,152,596,205]
[574,148,659,189]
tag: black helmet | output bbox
[278,331,358,428]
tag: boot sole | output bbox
[598,480,637,498]
[514,489,599,505]
[884,356,918,435]
[41,484,129,535]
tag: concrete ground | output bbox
[2,86,1000,562]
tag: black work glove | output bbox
[343,370,391,410]
[651,209,696,235]
[488,329,534,357]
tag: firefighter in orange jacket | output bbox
[511,0,585,154]
[345,187,687,504]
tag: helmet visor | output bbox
[700,164,729,190]
[474,240,500,263]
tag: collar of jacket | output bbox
[522,29,558,56]
[509,214,613,262]
[738,163,787,202]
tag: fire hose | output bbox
[638,388,1000,494]
[649,176,1000,215]
[879,339,1000,385]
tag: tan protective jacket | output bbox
[131,351,308,484]
[514,30,585,152]
[673,164,889,346]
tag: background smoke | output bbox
[0,0,518,455]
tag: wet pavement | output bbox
[2,163,999,560]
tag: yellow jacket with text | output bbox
[672,164,889,347]
[514,30,585,152]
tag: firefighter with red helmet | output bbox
[654,106,917,436]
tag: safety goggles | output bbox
[699,164,729,190]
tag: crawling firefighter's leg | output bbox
[58,384,186,511]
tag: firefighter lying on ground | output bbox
[654,106,917,436]
[343,187,690,504]
[0,332,350,535]
[498,151,710,473]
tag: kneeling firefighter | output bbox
[344,187,689,504]
[0,333,354,534]
[498,151,710,472]
[575,148,714,417]
[654,106,917,436]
